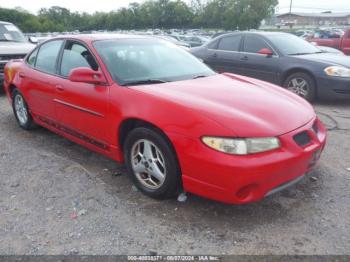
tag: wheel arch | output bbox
[118,117,183,177]
[281,68,318,98]
[118,118,177,156]
[281,68,317,87]
[8,84,18,98]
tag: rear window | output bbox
[217,35,242,52]
[35,40,63,74]
[207,40,218,49]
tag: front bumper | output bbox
[0,61,7,80]
[317,76,350,99]
[168,118,327,204]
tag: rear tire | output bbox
[283,72,316,102]
[12,89,37,130]
[124,127,182,199]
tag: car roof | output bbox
[252,31,290,36]
[218,31,290,38]
[49,34,157,43]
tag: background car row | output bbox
[191,31,350,102]
[1,20,350,102]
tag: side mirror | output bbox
[68,67,107,85]
[28,36,38,44]
[258,48,273,57]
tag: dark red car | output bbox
[3,35,327,204]
[308,28,350,55]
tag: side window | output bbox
[244,35,273,54]
[217,35,242,52]
[35,40,63,74]
[60,41,99,77]
[27,49,38,66]
[207,40,218,49]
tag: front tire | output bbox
[283,72,316,102]
[124,127,182,199]
[12,90,37,130]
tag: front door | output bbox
[239,35,279,84]
[54,40,110,146]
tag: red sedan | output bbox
[3,35,327,204]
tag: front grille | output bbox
[293,131,311,147]
[0,54,26,61]
[0,63,4,73]
[0,54,26,74]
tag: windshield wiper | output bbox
[122,79,168,86]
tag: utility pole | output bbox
[289,0,293,29]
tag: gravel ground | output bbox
[0,94,349,255]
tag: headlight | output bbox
[324,66,350,78]
[202,137,280,155]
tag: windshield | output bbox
[267,34,321,55]
[0,23,27,42]
[93,39,215,85]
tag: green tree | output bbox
[201,0,277,30]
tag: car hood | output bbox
[0,42,35,55]
[131,74,315,137]
[295,53,350,67]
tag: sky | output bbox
[0,0,349,14]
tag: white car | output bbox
[0,21,36,89]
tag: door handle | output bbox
[19,72,25,78]
[55,84,64,92]
[240,56,248,61]
[212,53,218,58]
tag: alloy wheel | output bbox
[130,139,167,190]
[287,77,309,98]
[14,94,28,125]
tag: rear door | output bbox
[54,40,111,145]
[206,34,243,74]
[23,39,64,120]
[239,35,279,84]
